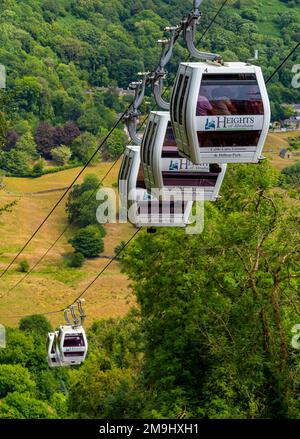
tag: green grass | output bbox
[36,263,86,287]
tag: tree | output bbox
[35,122,57,159]
[35,122,80,159]
[70,132,100,164]
[0,112,8,149]
[60,121,81,146]
[14,76,43,113]
[0,365,35,398]
[51,145,72,165]
[0,150,32,176]
[0,392,56,419]
[19,315,53,337]
[67,314,144,418]
[122,162,300,418]
[102,128,127,161]
[282,162,300,186]
[65,174,107,231]
[77,107,103,135]
[15,132,38,158]
[4,131,19,151]
[69,225,104,257]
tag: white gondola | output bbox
[141,111,227,201]
[54,325,88,367]
[170,62,271,164]
[119,145,193,227]
[47,332,60,368]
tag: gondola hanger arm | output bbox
[77,299,86,326]
[183,2,221,62]
[70,304,80,327]
[151,27,176,110]
[124,76,148,145]
[64,308,71,326]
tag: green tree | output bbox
[14,76,43,113]
[19,315,53,337]
[71,132,100,164]
[0,150,32,176]
[66,174,107,231]
[69,225,104,257]
[0,392,56,419]
[0,365,35,398]
[51,145,72,165]
[102,128,127,160]
[122,162,300,418]
[15,132,38,158]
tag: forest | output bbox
[0,0,300,420]
[0,0,300,177]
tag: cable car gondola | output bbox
[141,111,227,201]
[47,301,88,368]
[170,62,271,164]
[47,332,60,368]
[118,145,193,227]
[55,325,88,367]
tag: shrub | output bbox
[68,252,85,267]
[19,315,53,336]
[18,259,30,273]
[69,225,104,257]
[32,159,45,176]
[51,145,72,165]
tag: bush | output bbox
[68,252,85,267]
[19,315,53,336]
[51,145,72,165]
[18,259,30,273]
[69,225,104,257]
[32,159,45,177]
[66,174,107,232]
[281,162,300,186]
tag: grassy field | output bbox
[0,159,135,328]
[264,130,299,170]
[0,131,299,328]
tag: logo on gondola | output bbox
[205,118,216,130]
[166,159,209,172]
[169,160,179,171]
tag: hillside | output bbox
[0,129,297,328]
[0,161,135,328]
[0,0,299,327]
